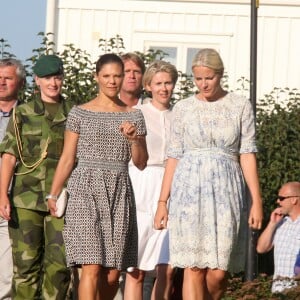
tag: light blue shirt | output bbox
[272,216,300,293]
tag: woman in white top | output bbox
[124,60,178,300]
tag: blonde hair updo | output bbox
[192,48,224,76]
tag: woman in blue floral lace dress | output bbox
[154,48,263,300]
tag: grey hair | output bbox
[0,58,26,82]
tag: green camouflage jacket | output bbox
[0,95,73,211]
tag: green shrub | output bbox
[256,88,300,219]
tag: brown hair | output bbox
[96,53,124,74]
[121,52,145,74]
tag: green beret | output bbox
[33,55,64,77]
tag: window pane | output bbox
[150,46,177,66]
[186,48,201,75]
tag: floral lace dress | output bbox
[167,93,257,273]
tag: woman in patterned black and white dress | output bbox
[48,53,148,300]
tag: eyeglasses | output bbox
[277,195,300,201]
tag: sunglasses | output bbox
[277,195,300,201]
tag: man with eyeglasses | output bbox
[257,181,300,293]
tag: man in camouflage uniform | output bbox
[0,55,72,300]
[0,58,26,300]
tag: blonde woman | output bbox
[0,55,71,299]
[124,60,178,300]
[155,49,263,300]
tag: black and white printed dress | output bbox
[63,106,146,270]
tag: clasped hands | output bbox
[120,121,138,142]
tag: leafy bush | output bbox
[224,274,300,299]
[255,88,300,276]
[256,88,300,218]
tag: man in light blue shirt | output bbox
[257,181,300,293]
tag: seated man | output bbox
[257,181,300,293]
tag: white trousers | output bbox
[0,218,12,300]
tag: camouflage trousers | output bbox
[8,207,71,300]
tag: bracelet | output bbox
[128,139,140,146]
[158,200,167,204]
[45,194,58,201]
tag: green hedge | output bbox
[256,88,300,216]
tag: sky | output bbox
[0,0,47,64]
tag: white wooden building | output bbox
[45,0,300,100]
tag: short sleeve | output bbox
[66,106,81,134]
[239,99,257,153]
[134,109,147,136]
[0,111,19,158]
[167,101,185,159]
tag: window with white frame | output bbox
[145,42,220,75]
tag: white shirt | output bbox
[138,102,172,166]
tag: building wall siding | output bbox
[48,0,300,99]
